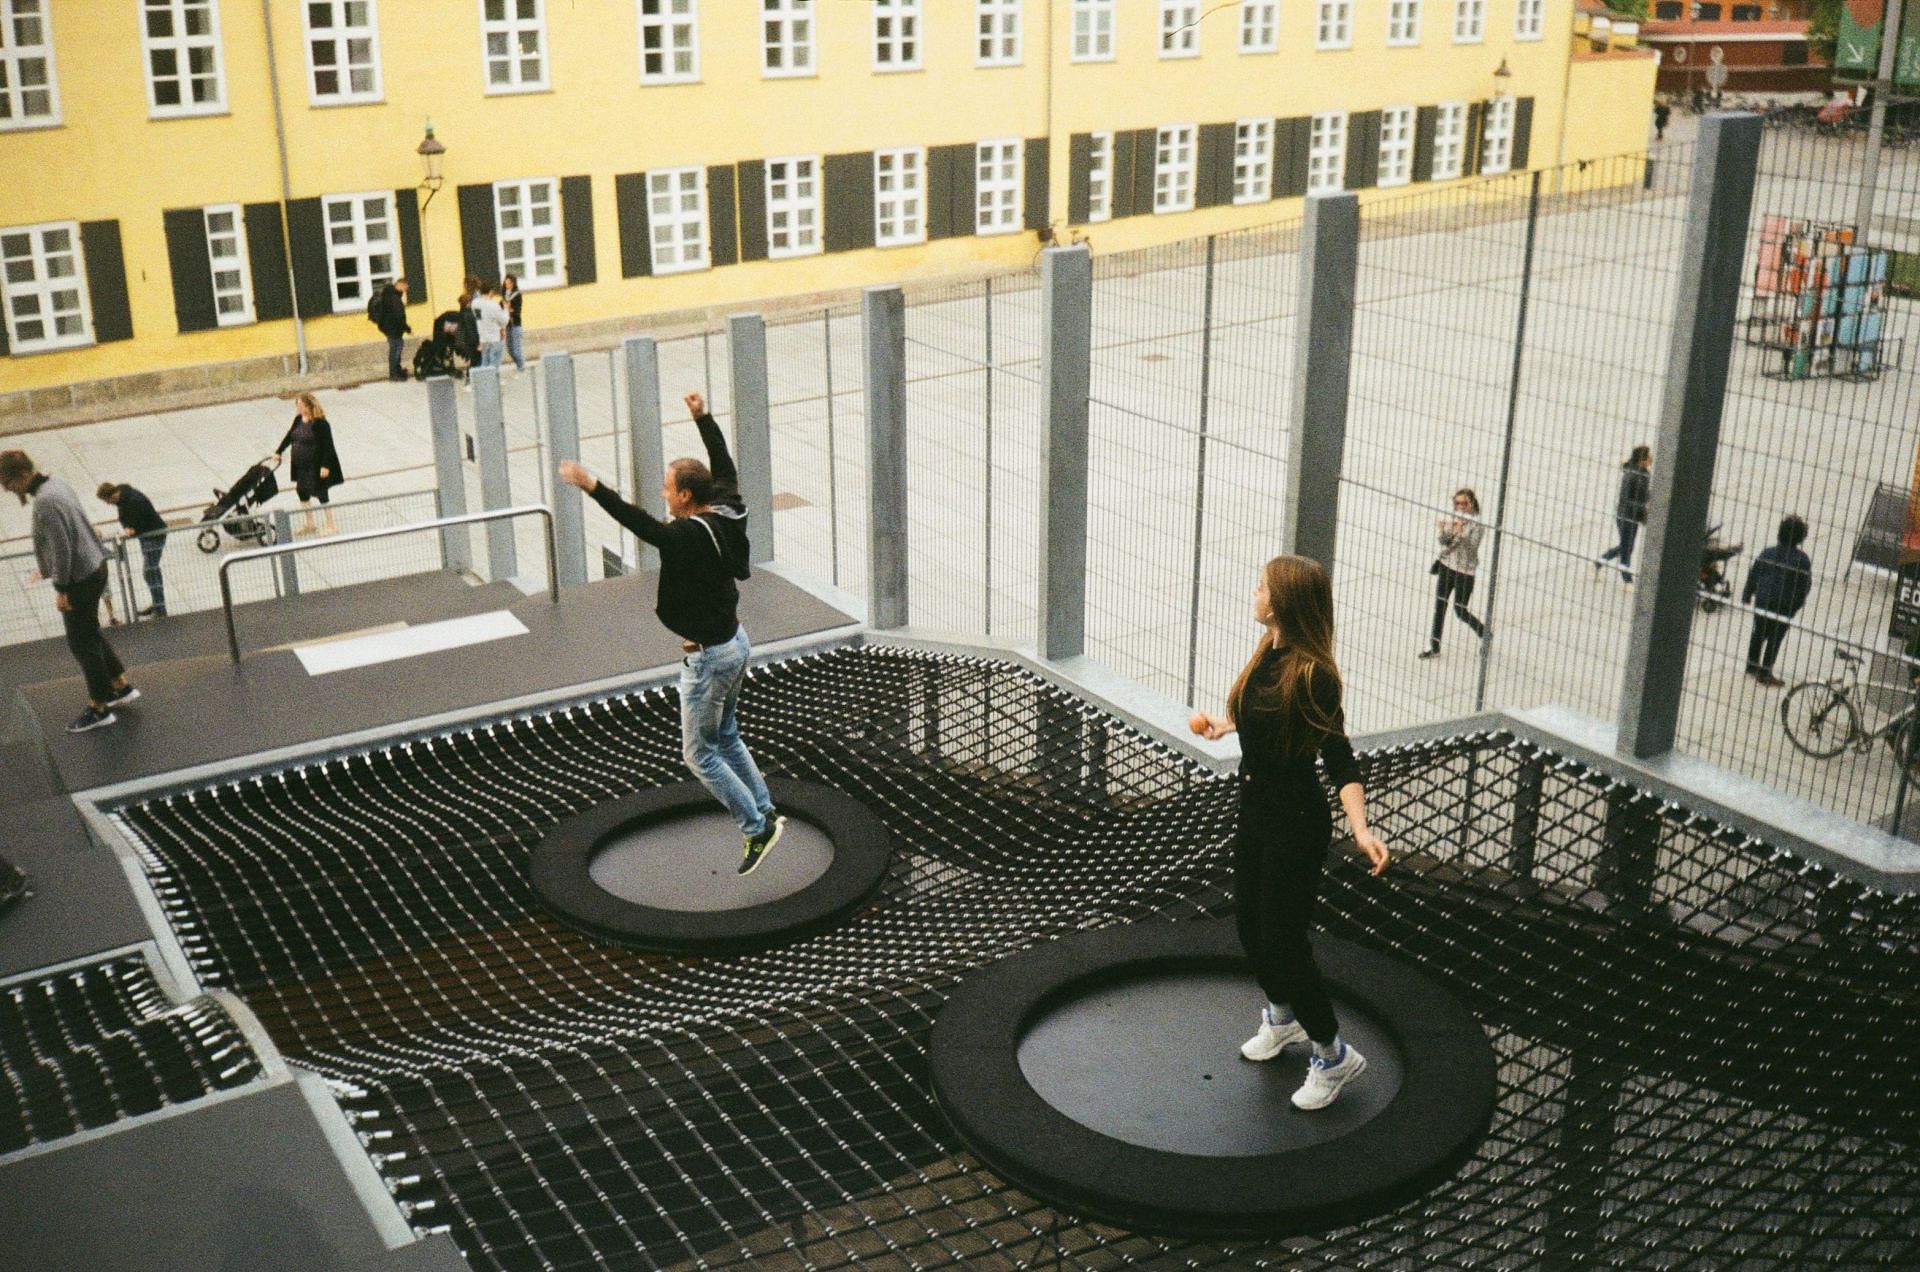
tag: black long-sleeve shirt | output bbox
[1235,652,1362,805]
[588,413,752,646]
[113,485,167,537]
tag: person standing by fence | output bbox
[1743,515,1813,688]
[1420,487,1490,659]
[1596,445,1652,583]
[96,481,169,618]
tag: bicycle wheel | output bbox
[1780,682,1858,758]
[1886,715,1920,779]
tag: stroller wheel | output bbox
[196,527,221,554]
[260,519,279,546]
[1700,597,1721,614]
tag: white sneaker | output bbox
[1291,1043,1367,1110]
[1240,1009,1309,1061]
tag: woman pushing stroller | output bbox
[273,391,346,537]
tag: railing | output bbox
[219,505,557,662]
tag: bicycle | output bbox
[1779,647,1918,770]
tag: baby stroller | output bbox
[1698,525,1743,612]
[196,458,281,553]
[412,309,475,381]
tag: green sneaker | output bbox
[739,814,787,876]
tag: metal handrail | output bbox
[219,504,557,662]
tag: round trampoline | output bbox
[929,918,1496,1238]
[530,778,892,954]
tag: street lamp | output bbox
[1492,55,1514,95]
[417,120,446,207]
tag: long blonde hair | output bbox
[1227,555,1342,759]
[295,391,326,421]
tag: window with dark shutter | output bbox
[457,183,499,286]
[284,197,333,318]
[164,208,219,333]
[560,175,596,285]
[823,151,876,253]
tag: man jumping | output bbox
[559,391,786,875]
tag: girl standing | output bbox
[1420,487,1490,659]
[502,273,525,373]
[275,391,345,536]
[1597,445,1653,583]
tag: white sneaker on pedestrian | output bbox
[1291,1042,1367,1110]
[1240,1008,1309,1061]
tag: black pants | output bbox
[1232,785,1338,1044]
[62,565,125,705]
[387,333,405,378]
[138,534,166,612]
[1430,565,1486,646]
[1747,614,1790,674]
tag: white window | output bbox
[1087,131,1113,222]
[1307,112,1346,193]
[303,1,380,104]
[322,192,394,313]
[1515,0,1543,38]
[1071,0,1115,61]
[141,0,225,117]
[0,0,60,129]
[480,0,547,92]
[1153,124,1196,214]
[1160,1,1199,56]
[874,147,925,246]
[647,167,707,274]
[1387,0,1421,44]
[976,139,1022,235]
[873,0,920,70]
[1453,0,1484,41]
[204,203,253,325]
[1432,101,1468,179]
[1482,95,1515,174]
[766,155,820,258]
[493,178,563,289]
[1,221,89,353]
[763,0,813,77]
[1377,106,1414,187]
[1238,0,1278,51]
[637,0,698,83]
[1315,0,1351,48]
[976,0,1021,65]
[1233,119,1273,204]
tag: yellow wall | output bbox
[1560,51,1661,174]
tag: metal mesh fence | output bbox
[765,306,866,599]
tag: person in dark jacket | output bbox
[1190,555,1390,1111]
[1742,515,1813,687]
[558,390,788,875]
[1596,445,1652,583]
[274,391,345,536]
[502,273,526,372]
[96,481,169,617]
[373,278,411,380]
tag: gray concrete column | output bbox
[1617,113,1761,760]
[272,509,298,596]
[427,376,471,574]
[542,351,588,587]
[729,313,774,565]
[863,285,908,630]
[470,365,517,580]
[1037,245,1092,661]
[1283,192,1359,570]
[622,335,667,572]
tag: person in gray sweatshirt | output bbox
[1,450,138,732]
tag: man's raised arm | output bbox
[683,392,739,498]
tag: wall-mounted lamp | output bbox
[417,120,447,206]
[1492,56,1514,95]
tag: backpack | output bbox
[366,290,384,325]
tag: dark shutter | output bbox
[1024,136,1050,230]
[926,145,956,240]
[244,203,291,321]
[706,165,738,267]
[1131,129,1159,218]
[80,221,133,343]
[284,197,332,318]
[823,151,875,253]
[1412,105,1438,184]
[0,307,7,356]
[1195,122,1232,207]
[947,144,978,237]
[1110,129,1137,220]
[1067,133,1092,224]
[736,160,768,263]
[1464,102,1486,177]
[393,188,426,302]
[163,208,218,334]
[1345,111,1382,191]
[1511,97,1535,170]
[457,182,498,283]
[614,172,652,277]
[561,175,595,285]
[1274,116,1311,198]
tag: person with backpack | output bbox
[368,278,410,381]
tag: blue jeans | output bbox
[138,534,166,613]
[506,324,525,371]
[480,341,504,369]
[386,333,405,378]
[678,625,773,836]
[1600,517,1640,579]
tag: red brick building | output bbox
[1638,0,1832,95]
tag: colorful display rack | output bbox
[1747,216,1902,381]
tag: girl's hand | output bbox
[319,467,330,480]
[1189,712,1233,741]
[1353,829,1390,876]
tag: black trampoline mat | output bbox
[1017,971,1403,1157]
[588,811,835,912]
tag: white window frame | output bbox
[1481,95,1515,175]
[1232,118,1273,204]
[765,155,821,259]
[0,0,61,130]
[321,191,395,315]
[646,167,708,275]
[1159,1,1200,57]
[479,0,548,94]
[1087,131,1113,223]
[1314,0,1352,49]
[874,147,926,247]
[762,0,814,78]
[302,0,381,105]
[1238,0,1278,52]
[203,202,254,326]
[1153,124,1196,214]
[1432,101,1468,179]
[873,0,921,71]
[492,178,564,290]
[0,220,91,354]
[1515,0,1544,38]
[141,0,227,118]
[1387,0,1421,45]
[975,0,1021,66]
[637,0,699,84]
[1070,0,1115,62]
[1452,0,1484,42]
[975,138,1022,235]
[1307,112,1346,194]
[1377,106,1414,188]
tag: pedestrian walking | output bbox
[1742,514,1812,688]
[1654,101,1671,142]
[471,282,509,372]
[1419,487,1490,659]
[1,450,139,733]
[370,277,411,381]
[1189,555,1390,1112]
[96,481,169,618]
[502,273,526,373]
[558,390,788,875]
[1596,445,1653,583]
[274,391,345,537]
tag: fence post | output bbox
[542,351,588,587]
[1617,112,1761,760]
[427,376,471,575]
[1037,244,1093,661]
[1283,193,1359,570]
[823,309,841,586]
[730,313,775,566]
[471,365,518,581]
[272,509,298,596]
[1183,235,1218,706]
[864,285,908,630]
[622,335,667,573]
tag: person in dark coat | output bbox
[274,391,345,536]
[1742,515,1812,687]
[502,273,526,372]
[1653,101,1671,142]
[96,481,170,617]
[373,278,411,380]
[1596,445,1652,583]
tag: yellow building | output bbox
[0,0,1654,418]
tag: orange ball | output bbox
[1188,712,1208,735]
